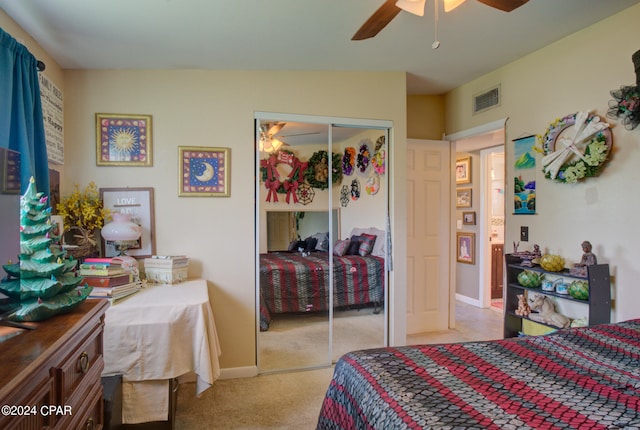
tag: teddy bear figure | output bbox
[514,294,531,317]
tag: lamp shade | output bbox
[101,212,142,242]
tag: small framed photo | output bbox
[456,187,472,208]
[456,156,471,184]
[462,211,476,225]
[179,146,230,197]
[456,232,475,265]
[100,187,156,258]
[96,113,153,166]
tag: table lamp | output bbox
[101,212,142,269]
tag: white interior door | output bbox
[406,139,451,334]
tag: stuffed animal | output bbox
[528,295,570,328]
[514,294,531,316]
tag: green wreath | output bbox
[304,150,343,190]
[536,112,612,183]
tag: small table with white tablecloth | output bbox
[102,279,221,424]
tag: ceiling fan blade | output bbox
[352,0,401,41]
[267,122,285,136]
[477,0,529,12]
[279,132,321,138]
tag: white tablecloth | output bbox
[102,279,221,423]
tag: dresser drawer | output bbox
[55,374,104,430]
[55,318,104,405]
[0,378,54,430]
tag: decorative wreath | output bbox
[260,150,308,203]
[342,147,356,176]
[340,185,350,207]
[304,150,343,190]
[356,140,371,174]
[607,85,640,131]
[536,111,612,183]
[350,178,361,201]
[607,49,640,131]
[372,136,386,175]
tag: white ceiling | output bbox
[2,0,638,95]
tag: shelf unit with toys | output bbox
[503,255,611,338]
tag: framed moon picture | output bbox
[178,146,230,197]
[95,113,153,166]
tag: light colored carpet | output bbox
[258,307,385,371]
[175,301,503,430]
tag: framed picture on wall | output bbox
[462,211,476,225]
[456,232,475,265]
[178,146,230,197]
[456,156,471,184]
[456,187,472,208]
[95,113,153,166]
[100,187,156,258]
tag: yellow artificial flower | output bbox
[57,182,110,233]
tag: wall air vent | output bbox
[473,85,501,115]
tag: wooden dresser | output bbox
[0,299,109,430]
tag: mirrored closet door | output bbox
[255,114,390,373]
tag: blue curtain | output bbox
[0,27,49,195]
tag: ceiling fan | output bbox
[352,0,529,41]
[259,122,287,153]
[259,122,322,152]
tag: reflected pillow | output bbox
[333,239,350,256]
[358,233,377,256]
[347,235,361,255]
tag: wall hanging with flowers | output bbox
[534,111,612,183]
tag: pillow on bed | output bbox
[333,239,350,256]
[367,227,386,257]
[312,232,329,251]
[349,227,386,257]
[358,233,377,256]
[346,235,361,255]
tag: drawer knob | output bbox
[85,417,94,430]
[78,351,89,374]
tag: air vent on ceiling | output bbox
[473,85,501,115]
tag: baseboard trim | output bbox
[456,293,482,308]
[219,366,258,380]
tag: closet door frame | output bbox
[254,112,392,372]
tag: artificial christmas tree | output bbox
[0,177,92,323]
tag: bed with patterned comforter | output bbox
[259,251,384,331]
[317,319,640,429]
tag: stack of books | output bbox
[143,255,189,284]
[79,257,142,303]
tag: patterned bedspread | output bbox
[259,252,384,331]
[317,320,640,429]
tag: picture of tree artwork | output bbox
[178,146,230,197]
[95,113,153,166]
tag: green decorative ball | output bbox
[569,280,589,300]
[517,270,543,288]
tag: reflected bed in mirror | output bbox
[260,213,386,332]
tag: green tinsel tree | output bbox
[0,177,92,322]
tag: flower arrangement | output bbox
[57,182,110,232]
[56,182,110,257]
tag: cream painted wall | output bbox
[60,69,407,371]
[407,95,445,139]
[445,4,640,322]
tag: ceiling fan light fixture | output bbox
[443,0,466,12]
[395,0,426,17]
